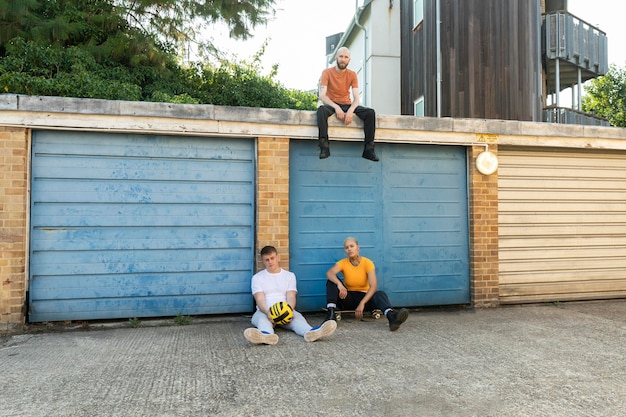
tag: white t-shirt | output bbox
[251,268,298,308]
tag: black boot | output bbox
[362,142,379,161]
[387,308,409,331]
[319,139,330,159]
[325,307,336,322]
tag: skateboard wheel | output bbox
[372,312,381,319]
[335,312,342,321]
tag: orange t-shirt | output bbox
[336,257,375,292]
[320,67,358,105]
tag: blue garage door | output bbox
[290,140,469,311]
[29,131,255,322]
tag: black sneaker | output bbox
[388,308,409,331]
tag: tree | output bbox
[0,0,318,110]
[582,65,626,128]
[113,0,276,58]
[0,0,276,55]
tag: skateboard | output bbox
[323,308,383,321]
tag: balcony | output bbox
[543,11,608,95]
[542,11,609,126]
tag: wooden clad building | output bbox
[401,0,543,121]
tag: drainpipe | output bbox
[436,0,442,117]
[354,2,368,106]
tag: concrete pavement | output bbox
[1,300,625,417]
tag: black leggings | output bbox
[326,281,392,311]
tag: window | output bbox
[414,0,424,29]
[414,96,424,117]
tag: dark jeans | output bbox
[326,280,392,311]
[317,104,376,144]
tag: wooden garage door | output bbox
[29,131,255,322]
[289,140,470,311]
[499,147,626,303]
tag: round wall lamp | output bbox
[475,150,498,175]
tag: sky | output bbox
[206,0,626,92]
[206,0,363,91]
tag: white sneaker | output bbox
[244,328,279,345]
[304,320,337,342]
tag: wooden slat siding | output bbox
[400,0,428,115]
[401,0,542,121]
[498,147,626,303]
[29,131,255,322]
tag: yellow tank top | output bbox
[336,257,375,292]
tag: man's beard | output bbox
[336,62,347,70]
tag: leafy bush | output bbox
[0,37,317,109]
[0,1,317,110]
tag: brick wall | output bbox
[256,137,291,272]
[0,127,29,328]
[469,144,500,307]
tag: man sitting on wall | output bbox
[317,46,379,162]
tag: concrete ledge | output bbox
[2,94,626,147]
[0,94,18,110]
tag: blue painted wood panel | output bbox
[289,140,469,311]
[29,131,255,322]
[381,144,470,306]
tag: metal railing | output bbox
[543,106,610,126]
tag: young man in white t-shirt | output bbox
[244,245,337,345]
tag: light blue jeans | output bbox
[251,309,313,337]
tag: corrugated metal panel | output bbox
[29,131,255,322]
[289,140,469,311]
[499,147,626,303]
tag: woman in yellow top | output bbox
[325,237,409,331]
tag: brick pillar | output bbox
[256,137,290,271]
[468,144,500,307]
[0,127,29,328]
